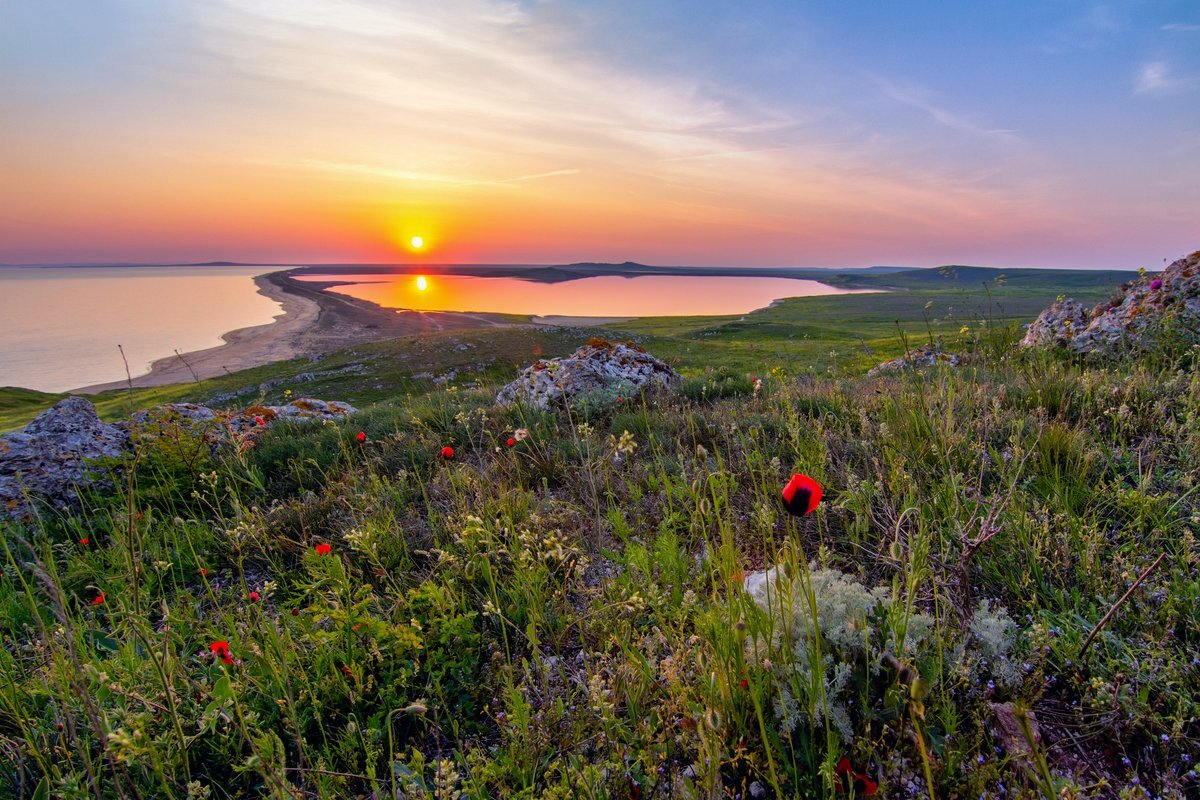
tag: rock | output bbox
[1023,250,1200,355]
[867,345,959,377]
[1,395,358,520]
[496,339,680,409]
[1,398,130,520]
[1020,298,1090,348]
[988,702,1041,758]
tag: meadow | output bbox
[2,266,1197,799]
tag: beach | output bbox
[74,271,511,393]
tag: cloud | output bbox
[1161,23,1200,32]
[1134,60,1197,95]
[875,79,1021,144]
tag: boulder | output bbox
[1,396,358,520]
[1020,298,1090,348]
[496,339,680,409]
[1023,250,1200,354]
[1,398,129,520]
[867,346,959,377]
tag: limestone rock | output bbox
[1023,250,1200,354]
[1,398,129,520]
[1020,298,1090,348]
[496,339,680,409]
[867,346,960,377]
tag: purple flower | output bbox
[1150,279,1163,291]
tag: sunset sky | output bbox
[1,1,1197,268]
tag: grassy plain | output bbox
[5,264,1197,799]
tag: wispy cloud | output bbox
[1134,60,1198,95]
[1161,23,1200,32]
[875,79,1021,144]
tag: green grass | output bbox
[9,265,1198,798]
[3,308,1199,798]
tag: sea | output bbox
[0,266,284,392]
[1,265,866,392]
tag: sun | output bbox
[410,236,424,249]
[416,275,428,291]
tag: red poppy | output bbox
[356,431,366,443]
[209,640,234,665]
[247,591,260,603]
[314,543,331,556]
[90,593,105,606]
[506,437,516,447]
[254,415,265,426]
[740,678,749,690]
[730,570,745,584]
[835,756,878,796]
[441,446,454,459]
[80,537,89,546]
[781,473,822,517]
[339,665,352,675]
[616,397,622,403]
[291,608,299,617]
[199,568,208,576]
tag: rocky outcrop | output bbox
[1,398,129,520]
[1023,250,1200,354]
[867,345,959,377]
[133,398,357,437]
[1020,299,1090,348]
[2,397,357,520]
[496,339,680,409]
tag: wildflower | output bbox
[513,427,530,442]
[781,473,822,516]
[91,593,105,606]
[80,537,89,546]
[740,679,749,690]
[356,431,366,443]
[247,591,260,603]
[960,326,970,334]
[254,415,264,426]
[506,437,515,448]
[616,397,622,404]
[441,446,454,459]
[1151,279,1163,291]
[730,570,745,584]
[291,608,299,616]
[209,641,234,665]
[199,568,208,576]
[835,756,878,795]
[314,543,331,556]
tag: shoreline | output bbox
[69,267,881,394]
[73,270,512,394]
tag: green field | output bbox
[6,265,1196,799]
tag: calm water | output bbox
[0,266,284,392]
[300,273,865,318]
[2,267,869,393]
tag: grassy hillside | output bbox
[2,296,1197,798]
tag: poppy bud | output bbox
[781,473,822,516]
[291,608,299,617]
[356,431,366,443]
[441,446,454,459]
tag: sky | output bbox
[0,1,1197,269]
